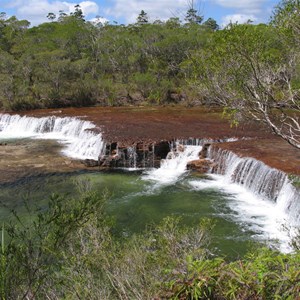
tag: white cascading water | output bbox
[1,113,299,251]
[143,143,202,185]
[188,146,300,252]
[0,113,105,160]
[210,147,288,201]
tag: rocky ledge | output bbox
[23,106,300,177]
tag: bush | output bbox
[162,248,300,300]
[0,188,109,299]
[1,189,299,299]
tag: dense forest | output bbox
[0,0,300,148]
[0,6,217,110]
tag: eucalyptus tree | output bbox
[272,0,300,36]
[137,10,149,25]
[189,21,300,148]
[46,12,56,21]
[203,18,219,31]
[184,0,203,24]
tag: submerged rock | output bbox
[82,159,99,167]
[200,143,211,159]
[187,159,215,173]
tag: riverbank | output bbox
[0,139,87,184]
[20,106,300,176]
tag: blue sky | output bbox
[0,0,279,27]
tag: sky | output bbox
[0,0,279,27]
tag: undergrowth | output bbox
[0,186,299,299]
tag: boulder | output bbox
[187,159,214,173]
[177,144,185,152]
[82,159,99,167]
[200,143,211,159]
[111,149,118,156]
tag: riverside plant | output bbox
[161,248,300,300]
[0,185,299,299]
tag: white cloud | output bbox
[89,16,109,25]
[63,1,99,15]
[2,0,275,26]
[215,0,272,26]
[106,0,188,24]
[4,0,99,25]
[221,13,257,27]
[215,0,266,14]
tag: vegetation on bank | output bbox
[0,7,212,110]
[0,188,299,299]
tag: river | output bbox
[0,110,299,258]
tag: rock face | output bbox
[82,159,99,167]
[24,106,300,176]
[200,143,211,159]
[82,140,216,172]
[187,159,214,173]
[185,143,215,174]
[86,140,171,169]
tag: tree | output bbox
[272,0,300,36]
[0,12,6,21]
[189,23,300,148]
[58,10,67,22]
[71,4,85,21]
[184,0,203,25]
[165,17,181,29]
[185,8,203,24]
[203,18,219,31]
[46,12,56,21]
[0,50,15,108]
[137,10,149,25]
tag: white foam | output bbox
[189,175,292,252]
[142,145,202,186]
[0,114,105,160]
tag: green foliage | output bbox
[0,188,299,299]
[0,11,216,110]
[1,187,108,299]
[203,18,219,31]
[271,0,300,33]
[186,19,300,148]
[185,8,203,25]
[162,248,300,300]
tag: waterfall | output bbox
[141,138,238,185]
[126,146,138,169]
[209,147,287,201]
[185,145,299,252]
[142,142,202,185]
[0,114,105,160]
[208,146,300,226]
[277,178,300,225]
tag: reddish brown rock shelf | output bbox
[214,139,300,176]
[19,106,300,176]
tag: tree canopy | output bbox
[0,2,299,148]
